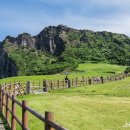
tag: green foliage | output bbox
[61,31,130,65]
[8,48,46,75]
[124,66,130,73]
[3,42,77,76]
[67,32,80,41]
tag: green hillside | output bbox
[0,63,127,84]
[61,31,130,66]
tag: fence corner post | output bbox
[45,111,54,130]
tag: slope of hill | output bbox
[0,63,127,84]
[0,25,130,78]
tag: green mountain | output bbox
[0,25,130,78]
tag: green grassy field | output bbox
[0,63,127,84]
[15,77,130,130]
[73,63,126,76]
[0,63,129,130]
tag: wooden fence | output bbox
[43,73,130,91]
[0,86,67,130]
[0,72,129,130]
[0,73,130,95]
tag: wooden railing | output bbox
[43,73,130,91]
[1,73,130,95]
[0,73,129,130]
[0,86,67,130]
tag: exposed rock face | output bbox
[36,25,71,55]
[4,25,70,55]
[5,33,36,48]
[0,48,18,78]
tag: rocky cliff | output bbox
[35,25,69,55]
[0,47,18,78]
[3,25,75,55]
[5,33,36,48]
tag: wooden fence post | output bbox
[75,77,78,87]
[11,95,16,130]
[68,80,71,88]
[43,80,47,92]
[39,80,41,89]
[26,81,31,94]
[57,80,60,89]
[88,79,92,85]
[2,89,5,115]
[13,82,16,95]
[53,80,55,89]
[6,94,10,123]
[22,100,28,130]
[4,83,7,93]
[101,76,104,84]
[106,77,108,82]
[50,81,53,90]
[45,111,54,130]
[82,76,85,86]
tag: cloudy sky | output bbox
[0,0,130,41]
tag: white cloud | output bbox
[1,10,130,37]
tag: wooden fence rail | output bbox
[0,86,67,130]
[42,73,130,92]
[0,73,130,95]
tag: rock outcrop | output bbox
[0,48,18,78]
[3,25,72,55]
[5,33,36,48]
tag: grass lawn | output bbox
[72,63,127,77]
[16,77,130,130]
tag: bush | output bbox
[124,67,130,73]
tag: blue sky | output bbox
[0,0,130,41]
